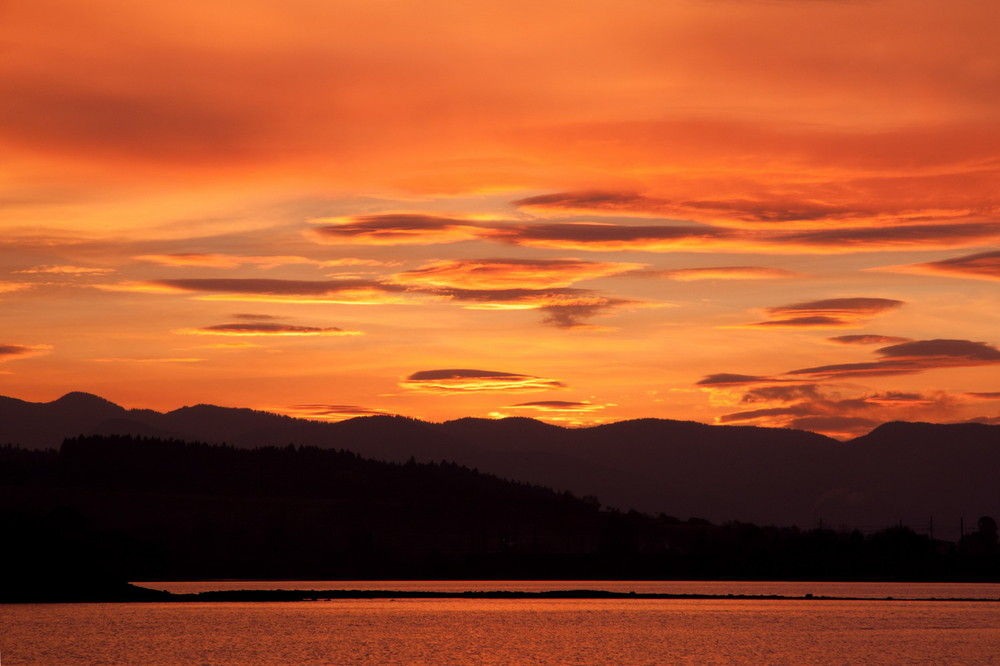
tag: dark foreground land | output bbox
[7,585,1000,604]
[3,435,1000,602]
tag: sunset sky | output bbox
[1,0,998,438]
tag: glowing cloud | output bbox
[0,282,31,294]
[718,388,967,439]
[13,265,113,275]
[885,250,1000,282]
[308,214,487,246]
[270,404,391,422]
[426,286,647,329]
[695,373,779,387]
[787,339,1000,379]
[735,297,903,329]
[488,220,1000,254]
[394,258,644,290]
[302,211,1000,255]
[399,369,566,394]
[0,344,52,362]
[179,323,363,337]
[513,190,875,228]
[505,400,606,412]
[93,357,205,364]
[636,266,799,281]
[135,253,388,270]
[100,279,409,304]
[828,334,913,345]
[498,399,614,424]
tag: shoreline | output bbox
[7,586,1000,604]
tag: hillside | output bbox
[1,393,998,535]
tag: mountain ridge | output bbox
[1,391,998,534]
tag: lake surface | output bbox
[4,584,1000,665]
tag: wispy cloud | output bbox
[308,214,488,246]
[270,404,391,421]
[320,212,1000,255]
[496,399,615,424]
[718,388,967,439]
[394,258,644,290]
[827,334,913,345]
[513,189,878,228]
[178,323,363,337]
[633,266,799,281]
[699,336,1000,436]
[399,369,566,394]
[135,253,393,270]
[0,343,52,362]
[883,250,1000,282]
[98,278,409,304]
[92,357,205,364]
[99,276,650,329]
[733,297,903,329]
[13,265,113,275]
[788,338,1000,379]
[0,282,32,294]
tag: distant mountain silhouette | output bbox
[1,392,998,534]
[6,435,995,586]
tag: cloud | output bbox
[424,286,647,329]
[497,399,615,424]
[308,214,488,246]
[701,337,1000,436]
[487,220,1000,254]
[394,258,644,290]
[538,300,637,331]
[966,392,1000,400]
[634,266,799,281]
[735,297,904,329]
[506,400,606,412]
[827,334,913,345]
[513,189,873,228]
[772,222,1000,253]
[785,416,882,438]
[514,191,676,218]
[966,415,1000,425]
[787,338,1000,379]
[99,278,409,304]
[487,222,738,252]
[99,276,647,328]
[885,250,1000,282]
[135,253,391,270]
[13,265,113,275]
[696,373,778,386]
[93,357,205,363]
[399,369,567,393]
[302,209,1000,256]
[231,313,285,321]
[739,384,824,403]
[179,323,363,337]
[719,387,967,438]
[0,344,53,362]
[270,404,391,422]
[0,282,32,294]
[511,178,999,232]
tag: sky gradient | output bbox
[2,0,998,437]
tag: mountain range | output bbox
[2,391,998,536]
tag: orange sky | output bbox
[1,0,998,437]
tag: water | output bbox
[4,585,1000,665]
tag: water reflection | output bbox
[4,598,1000,665]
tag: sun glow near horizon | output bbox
[1,0,998,438]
